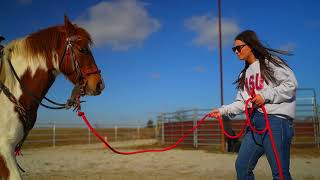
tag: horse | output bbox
[0,16,105,180]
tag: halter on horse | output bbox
[0,16,104,180]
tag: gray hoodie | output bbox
[218,59,298,119]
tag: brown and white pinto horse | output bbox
[0,16,104,180]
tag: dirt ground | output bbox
[18,139,320,180]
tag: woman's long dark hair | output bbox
[233,30,292,90]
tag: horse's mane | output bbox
[0,39,26,89]
[0,24,92,89]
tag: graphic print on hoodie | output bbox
[219,59,298,119]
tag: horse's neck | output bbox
[7,50,57,112]
[0,40,61,133]
[18,67,56,112]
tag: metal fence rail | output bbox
[157,88,319,148]
[24,89,318,149]
[24,123,159,148]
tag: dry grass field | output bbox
[18,127,320,179]
[18,139,320,180]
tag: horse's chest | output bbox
[0,94,24,144]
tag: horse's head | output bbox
[59,16,104,96]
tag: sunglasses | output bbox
[232,44,246,53]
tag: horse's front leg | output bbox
[0,145,22,180]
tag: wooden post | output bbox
[88,127,91,144]
[115,125,118,141]
[137,125,140,139]
[53,122,56,148]
[193,109,198,148]
[161,120,165,145]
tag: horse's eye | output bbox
[79,48,90,54]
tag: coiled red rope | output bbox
[78,98,284,180]
[217,98,283,180]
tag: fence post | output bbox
[88,127,91,144]
[312,97,318,148]
[157,113,165,145]
[312,92,319,148]
[298,88,319,148]
[193,109,198,148]
[137,125,140,139]
[155,124,158,139]
[53,122,56,148]
[115,125,118,141]
[161,120,165,145]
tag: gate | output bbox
[158,88,319,149]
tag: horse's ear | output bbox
[64,15,75,34]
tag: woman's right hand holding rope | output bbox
[208,109,220,118]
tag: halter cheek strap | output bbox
[61,35,101,111]
[62,36,101,79]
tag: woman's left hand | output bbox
[251,94,265,107]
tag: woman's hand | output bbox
[209,109,220,118]
[251,94,265,107]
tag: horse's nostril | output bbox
[96,81,105,92]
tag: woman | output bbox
[210,30,297,180]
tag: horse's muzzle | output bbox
[84,74,105,96]
[94,80,105,95]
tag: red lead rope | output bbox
[77,98,284,180]
[218,98,284,180]
[78,111,211,154]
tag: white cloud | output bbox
[76,0,161,51]
[279,42,297,52]
[193,66,207,73]
[185,13,240,50]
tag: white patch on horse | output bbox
[0,37,46,180]
[10,39,48,77]
[51,51,61,76]
[0,90,24,180]
[2,39,47,100]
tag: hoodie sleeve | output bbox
[260,65,298,104]
[218,91,245,118]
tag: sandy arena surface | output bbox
[18,139,320,180]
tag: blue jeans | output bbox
[235,112,294,180]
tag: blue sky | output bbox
[1,0,319,124]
